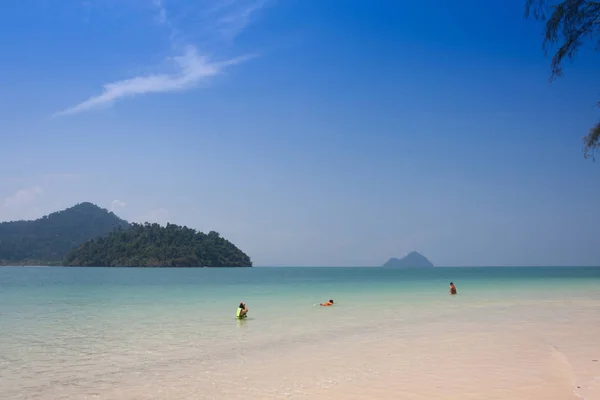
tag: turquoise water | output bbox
[2,266,600,342]
[3,266,599,316]
[2,266,600,399]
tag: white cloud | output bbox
[153,0,167,24]
[54,0,269,117]
[110,199,127,212]
[3,186,44,208]
[54,46,253,117]
[215,0,269,41]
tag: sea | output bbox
[1,266,600,400]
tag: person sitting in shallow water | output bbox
[449,282,457,295]
[320,299,334,306]
[236,302,248,319]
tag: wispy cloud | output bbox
[110,199,127,212]
[54,0,270,117]
[153,0,167,25]
[54,46,253,117]
[207,0,269,41]
[3,186,44,208]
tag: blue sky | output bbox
[1,0,599,266]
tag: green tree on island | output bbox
[525,0,600,158]
[64,222,252,267]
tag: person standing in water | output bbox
[236,302,248,318]
[449,282,457,295]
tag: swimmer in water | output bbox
[320,299,334,306]
[449,282,457,295]
[236,302,248,318]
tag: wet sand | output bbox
[5,303,598,399]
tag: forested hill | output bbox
[0,202,129,265]
[64,222,252,267]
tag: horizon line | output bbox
[252,265,600,268]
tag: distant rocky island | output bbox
[382,251,434,268]
[0,202,252,267]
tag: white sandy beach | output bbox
[3,295,599,399]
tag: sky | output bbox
[1,0,599,267]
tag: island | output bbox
[0,202,252,267]
[64,222,252,267]
[382,251,434,268]
[0,202,129,266]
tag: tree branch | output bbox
[583,121,600,159]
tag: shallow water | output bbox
[1,266,599,399]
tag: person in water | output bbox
[320,299,334,306]
[236,302,248,318]
[449,282,457,295]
